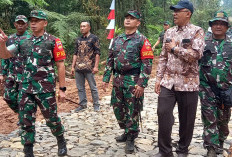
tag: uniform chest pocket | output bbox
[200,50,213,67]
[112,47,120,57]
[126,51,136,61]
[36,42,53,66]
[222,53,232,66]
[20,40,33,56]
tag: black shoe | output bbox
[57,135,67,156]
[207,147,217,157]
[23,144,34,157]
[216,141,223,154]
[115,133,127,142]
[125,135,135,154]
[74,105,87,112]
[155,152,174,157]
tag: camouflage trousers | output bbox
[111,85,143,138]
[199,84,231,150]
[18,91,65,145]
[3,78,19,113]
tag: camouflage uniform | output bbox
[11,11,67,145]
[103,30,153,138]
[199,11,231,151]
[227,27,232,39]
[159,21,170,46]
[15,31,66,145]
[0,31,30,113]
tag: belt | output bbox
[114,68,140,75]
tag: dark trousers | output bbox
[157,86,198,154]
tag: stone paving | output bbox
[0,78,232,157]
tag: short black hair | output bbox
[80,21,91,27]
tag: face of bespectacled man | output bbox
[173,8,191,26]
[211,20,228,37]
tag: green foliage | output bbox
[1,0,231,69]
[0,0,13,5]
[22,0,48,7]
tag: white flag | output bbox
[106,19,115,29]
[110,0,115,10]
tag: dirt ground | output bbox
[0,57,159,134]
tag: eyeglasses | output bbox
[211,22,228,27]
[173,10,189,13]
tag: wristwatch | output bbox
[171,47,176,53]
[59,87,66,92]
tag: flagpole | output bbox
[107,0,115,49]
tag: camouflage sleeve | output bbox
[173,28,205,63]
[137,38,154,88]
[93,36,101,56]
[137,59,153,88]
[103,40,115,83]
[156,34,169,82]
[0,59,9,76]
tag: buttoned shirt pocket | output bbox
[126,50,135,61]
[201,43,216,67]
[222,42,232,63]
[37,42,53,66]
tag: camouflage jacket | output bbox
[156,23,205,91]
[103,31,153,88]
[227,27,232,39]
[74,34,100,73]
[17,32,66,94]
[159,30,166,45]
[199,34,232,90]
[0,31,30,81]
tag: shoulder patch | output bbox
[140,39,154,60]
[53,38,66,61]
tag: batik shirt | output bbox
[16,32,66,94]
[103,30,154,88]
[74,34,100,73]
[156,23,205,91]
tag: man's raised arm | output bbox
[0,29,13,59]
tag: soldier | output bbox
[0,10,67,157]
[152,21,170,51]
[0,15,30,114]
[102,10,154,154]
[71,21,101,112]
[199,11,231,156]
[154,0,205,156]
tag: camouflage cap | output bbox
[163,21,170,25]
[125,10,142,20]
[15,15,28,23]
[209,11,230,27]
[29,10,47,20]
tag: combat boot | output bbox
[215,141,224,154]
[115,133,127,142]
[57,135,67,156]
[125,134,135,154]
[207,147,217,157]
[23,144,34,157]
